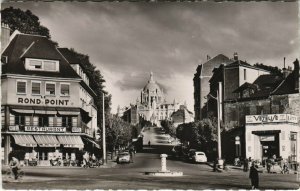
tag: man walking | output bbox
[249,162,259,189]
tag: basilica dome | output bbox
[143,72,162,94]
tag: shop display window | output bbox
[38,116,49,127]
[33,116,39,126]
[56,117,62,126]
[15,115,25,125]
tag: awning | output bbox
[34,135,60,147]
[57,135,84,148]
[34,107,57,115]
[82,137,101,149]
[12,135,37,147]
[12,109,35,114]
[57,111,80,116]
[57,108,80,116]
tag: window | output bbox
[244,69,247,80]
[1,108,5,126]
[26,58,59,72]
[56,117,62,126]
[60,84,70,96]
[46,83,55,95]
[16,81,26,94]
[49,117,54,126]
[38,116,49,127]
[32,82,41,95]
[25,116,31,125]
[15,115,25,125]
[44,61,56,71]
[72,117,78,127]
[62,116,72,128]
[29,60,42,69]
[33,116,38,126]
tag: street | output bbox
[2,127,300,190]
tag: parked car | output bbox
[116,152,130,164]
[191,151,207,163]
[172,145,189,159]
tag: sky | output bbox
[2,2,299,114]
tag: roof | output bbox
[2,34,80,79]
[58,48,83,66]
[271,71,298,95]
[232,82,257,93]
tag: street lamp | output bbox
[102,92,107,165]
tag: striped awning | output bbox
[34,135,60,147]
[82,137,101,149]
[34,107,57,115]
[12,109,35,114]
[12,135,37,147]
[57,135,84,148]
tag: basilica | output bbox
[119,72,185,126]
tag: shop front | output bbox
[245,114,299,163]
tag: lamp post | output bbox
[102,92,107,165]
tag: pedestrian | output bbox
[249,162,259,189]
[244,157,249,172]
[148,140,151,147]
[129,149,134,163]
[9,156,20,180]
[266,157,271,173]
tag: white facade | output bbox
[245,114,299,162]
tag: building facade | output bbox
[193,54,231,120]
[1,31,99,165]
[171,104,194,128]
[221,59,300,163]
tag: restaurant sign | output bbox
[25,126,66,132]
[246,114,298,124]
[72,127,82,133]
[17,98,70,106]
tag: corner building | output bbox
[1,32,99,165]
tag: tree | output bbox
[176,118,218,156]
[2,7,51,38]
[160,119,176,137]
[106,115,133,153]
[254,63,282,76]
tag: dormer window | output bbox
[25,58,59,72]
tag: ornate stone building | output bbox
[120,72,181,126]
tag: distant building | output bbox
[193,54,230,120]
[171,104,194,127]
[119,72,181,126]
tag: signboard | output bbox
[260,135,275,141]
[246,114,298,124]
[72,127,82,133]
[17,98,70,106]
[9,126,19,131]
[25,126,66,132]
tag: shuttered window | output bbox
[44,61,56,71]
[32,82,41,95]
[17,81,26,94]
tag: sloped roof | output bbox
[233,82,257,93]
[2,34,80,79]
[271,71,298,95]
[197,54,231,77]
[58,48,82,64]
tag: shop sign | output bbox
[9,126,20,131]
[17,98,70,106]
[72,127,82,133]
[260,136,275,141]
[25,126,66,132]
[246,114,298,124]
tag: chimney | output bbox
[1,23,11,53]
[293,59,299,92]
[207,55,211,60]
[233,52,238,61]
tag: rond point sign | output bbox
[18,97,70,106]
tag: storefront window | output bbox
[49,117,54,126]
[62,116,72,127]
[72,117,78,127]
[25,116,31,125]
[56,117,62,126]
[33,116,39,126]
[15,115,25,125]
[38,116,49,127]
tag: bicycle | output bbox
[5,168,25,182]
